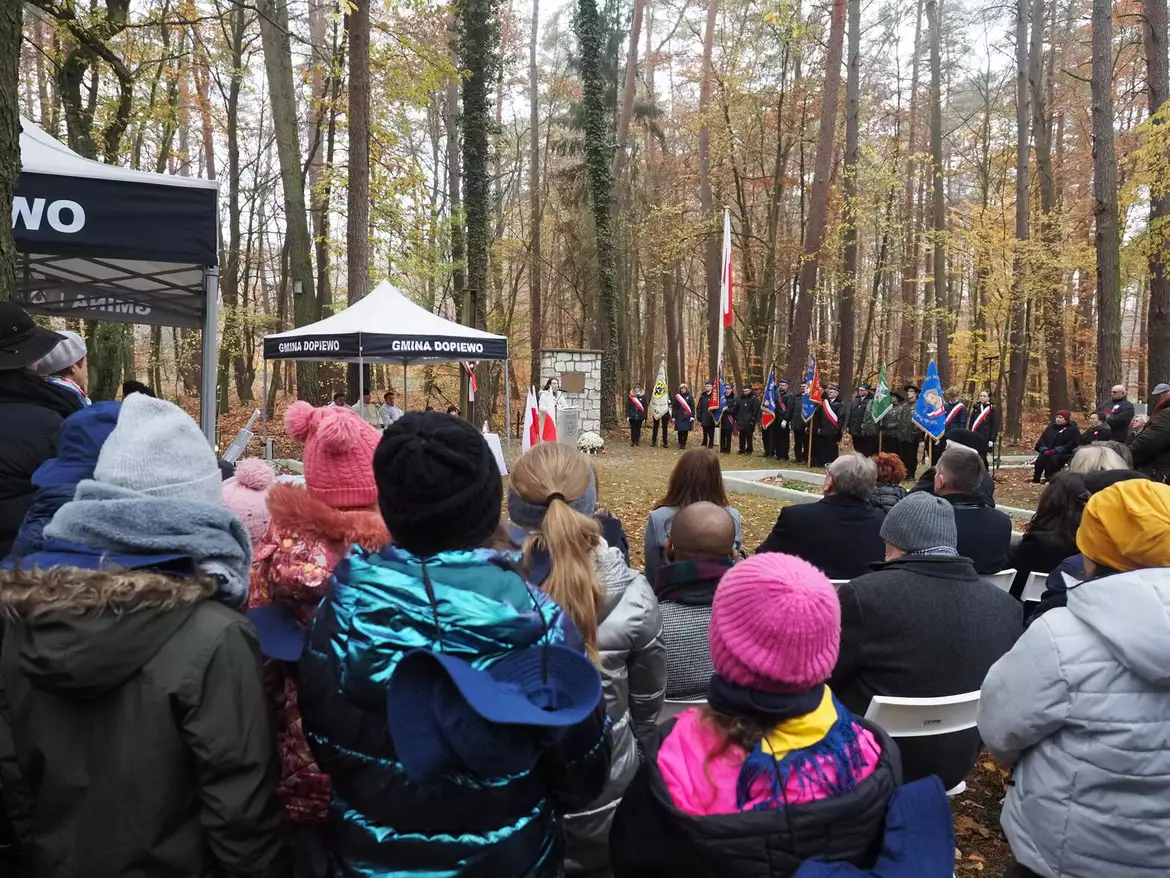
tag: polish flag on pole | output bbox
[523,387,540,452]
[541,400,558,443]
[720,207,734,330]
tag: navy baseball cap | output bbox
[387,645,602,783]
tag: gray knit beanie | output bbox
[880,492,957,554]
[93,392,222,506]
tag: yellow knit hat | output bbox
[1076,479,1170,572]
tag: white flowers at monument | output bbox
[577,431,604,454]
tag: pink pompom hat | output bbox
[285,401,381,509]
[222,458,276,544]
[708,553,842,693]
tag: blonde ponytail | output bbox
[510,444,605,654]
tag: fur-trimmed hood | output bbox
[0,566,215,696]
[264,482,388,550]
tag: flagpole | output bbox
[808,422,814,468]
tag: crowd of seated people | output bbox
[0,339,1166,878]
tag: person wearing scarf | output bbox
[32,329,91,407]
[611,552,900,878]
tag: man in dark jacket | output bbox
[910,428,995,505]
[934,445,1012,574]
[0,304,78,557]
[813,385,847,466]
[847,384,874,457]
[829,492,1022,791]
[1130,387,1170,482]
[1099,384,1135,441]
[793,381,811,463]
[718,386,737,454]
[735,383,760,454]
[967,390,999,469]
[757,452,886,580]
[933,387,968,465]
[626,383,648,446]
[653,502,735,700]
[772,378,793,460]
[696,381,716,448]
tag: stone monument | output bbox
[539,348,602,445]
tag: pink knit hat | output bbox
[222,458,276,544]
[708,553,841,693]
[285,401,380,509]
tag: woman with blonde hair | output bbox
[509,442,666,875]
[1068,443,1129,475]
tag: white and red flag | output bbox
[523,387,540,452]
[720,207,734,329]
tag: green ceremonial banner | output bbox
[871,364,892,423]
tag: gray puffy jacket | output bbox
[564,542,666,875]
[978,569,1170,878]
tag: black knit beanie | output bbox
[374,411,502,556]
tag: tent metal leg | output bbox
[261,359,269,456]
[200,267,220,447]
[402,361,407,410]
[358,352,365,410]
[504,359,511,456]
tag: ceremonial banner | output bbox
[650,360,670,420]
[871,364,892,423]
[761,366,777,430]
[913,360,947,440]
[801,359,821,423]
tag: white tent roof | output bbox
[262,280,509,363]
[20,117,217,190]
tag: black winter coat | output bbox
[697,392,715,427]
[828,555,1023,790]
[941,493,1012,575]
[909,467,996,506]
[0,565,289,878]
[868,483,907,513]
[967,403,999,448]
[814,398,846,438]
[735,393,760,430]
[1129,403,1170,482]
[720,395,738,427]
[756,495,886,580]
[626,393,648,422]
[1007,530,1076,599]
[847,396,871,434]
[1099,397,1135,441]
[1035,421,1080,456]
[942,401,968,438]
[0,371,83,557]
[1080,422,1113,445]
[671,393,696,432]
[776,390,796,427]
[609,717,900,878]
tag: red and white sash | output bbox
[628,393,645,413]
[674,393,693,416]
[971,404,993,431]
[821,398,839,426]
[945,401,966,425]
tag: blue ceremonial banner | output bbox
[913,359,947,440]
[761,366,777,430]
[800,358,821,423]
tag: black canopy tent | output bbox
[11,119,220,443]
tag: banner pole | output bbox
[878,430,883,454]
[808,420,814,468]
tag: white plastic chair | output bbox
[830,579,850,588]
[981,568,1017,593]
[864,691,981,797]
[658,698,706,722]
[1021,571,1048,603]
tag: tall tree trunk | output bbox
[897,0,924,378]
[1092,0,1122,403]
[529,0,542,390]
[0,0,20,301]
[1030,0,1070,413]
[613,0,645,182]
[346,0,371,398]
[575,0,620,427]
[786,0,846,382]
[457,0,498,420]
[839,0,860,392]
[1145,0,1170,392]
[259,0,320,401]
[1005,0,1030,440]
[698,0,720,377]
[926,0,948,381]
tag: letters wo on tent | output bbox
[11,118,221,443]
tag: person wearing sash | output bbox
[792,381,810,464]
[719,385,737,454]
[735,383,760,455]
[932,387,967,465]
[968,390,999,469]
[627,382,648,446]
[847,383,873,456]
[812,384,846,467]
[671,383,696,449]
[696,381,716,448]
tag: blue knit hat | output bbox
[32,401,121,489]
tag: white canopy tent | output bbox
[13,118,220,443]
[262,280,511,440]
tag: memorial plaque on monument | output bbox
[559,408,580,446]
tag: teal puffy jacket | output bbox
[299,544,612,878]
